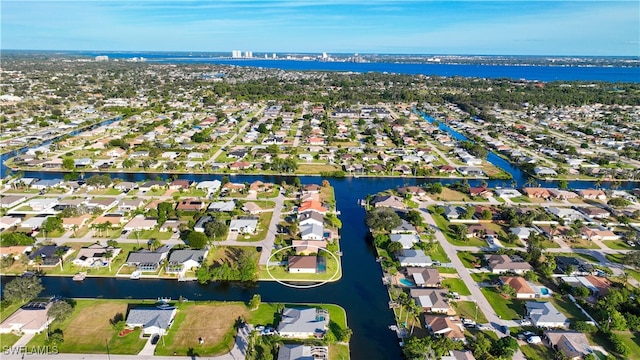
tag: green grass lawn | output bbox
[457,251,483,269]
[481,288,523,320]
[0,300,26,322]
[510,196,531,203]
[603,240,640,251]
[427,243,451,263]
[606,253,625,264]
[0,332,22,348]
[437,267,458,274]
[259,255,341,282]
[26,299,147,354]
[236,212,274,242]
[520,344,556,360]
[127,229,173,240]
[470,273,499,283]
[547,296,589,321]
[453,301,488,323]
[442,278,471,296]
[554,252,600,263]
[428,210,488,246]
[566,238,601,249]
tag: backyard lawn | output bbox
[457,251,483,269]
[520,344,556,360]
[442,278,471,296]
[0,332,21,348]
[481,288,524,320]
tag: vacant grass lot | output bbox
[27,299,147,354]
[155,302,249,356]
[453,301,488,323]
[481,288,523,320]
[295,164,341,174]
[0,333,21,348]
[520,344,556,360]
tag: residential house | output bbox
[85,197,118,211]
[125,246,171,272]
[126,305,177,336]
[277,307,329,338]
[424,315,465,341]
[457,167,484,176]
[298,211,324,227]
[580,227,619,241]
[0,216,21,230]
[0,195,26,209]
[510,227,537,241]
[534,167,558,177]
[397,186,426,198]
[560,276,611,298]
[72,244,121,268]
[469,187,494,198]
[139,181,166,192]
[0,246,31,260]
[229,218,258,234]
[577,207,610,219]
[118,199,145,212]
[441,350,476,360]
[196,180,222,194]
[410,289,450,313]
[546,207,584,222]
[499,276,536,299]
[114,181,137,192]
[521,188,552,199]
[28,245,70,266]
[166,249,208,274]
[168,179,191,190]
[208,201,236,212]
[398,249,434,267]
[123,215,157,231]
[525,301,569,328]
[25,198,59,212]
[229,161,252,170]
[390,233,420,249]
[288,256,317,273]
[242,202,263,215]
[298,200,328,215]
[193,215,213,233]
[176,199,206,211]
[292,239,328,255]
[577,189,607,200]
[494,189,522,198]
[407,267,440,288]
[0,301,55,334]
[300,223,324,241]
[391,220,417,234]
[62,214,92,230]
[443,206,461,220]
[277,344,328,360]
[544,331,593,360]
[485,254,532,274]
[371,195,406,210]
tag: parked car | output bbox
[519,319,532,326]
[527,336,542,344]
[151,334,160,345]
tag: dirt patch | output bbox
[169,303,248,349]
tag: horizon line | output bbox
[1,49,638,59]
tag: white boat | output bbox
[130,271,141,280]
[72,272,86,281]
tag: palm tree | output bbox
[71,225,79,238]
[104,250,113,272]
[148,238,161,251]
[54,247,66,271]
[409,301,423,335]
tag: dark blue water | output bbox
[74,51,640,82]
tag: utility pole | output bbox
[106,339,111,360]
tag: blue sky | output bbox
[2,1,638,56]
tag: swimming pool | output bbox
[399,278,414,287]
[540,288,549,295]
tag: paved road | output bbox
[416,200,526,360]
[258,192,286,265]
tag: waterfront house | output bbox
[298,200,328,215]
[391,220,417,235]
[544,331,593,360]
[277,344,329,360]
[410,289,450,313]
[166,249,208,274]
[125,246,171,272]
[521,187,552,199]
[126,305,177,336]
[28,245,70,267]
[397,186,427,198]
[139,181,166,192]
[196,180,221,194]
[72,244,121,268]
[398,249,434,267]
[298,211,324,227]
[0,246,31,260]
[300,223,324,241]
[407,267,440,288]
[424,315,465,341]
[485,254,532,274]
[169,179,191,190]
[371,195,406,210]
[534,166,558,177]
[525,301,569,328]
[287,256,317,273]
[0,300,55,334]
[390,234,420,249]
[277,307,329,339]
[499,276,536,299]
[114,181,137,192]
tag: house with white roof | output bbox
[126,305,177,336]
[300,224,324,241]
[398,249,434,267]
[525,301,569,328]
[196,180,221,193]
[390,233,420,249]
[277,307,329,339]
[229,218,258,234]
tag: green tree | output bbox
[387,241,404,253]
[338,327,352,342]
[205,219,228,239]
[366,207,402,231]
[3,276,44,303]
[48,300,74,322]
[449,224,468,242]
[248,294,261,310]
[62,157,75,170]
[499,283,516,298]
[186,231,208,249]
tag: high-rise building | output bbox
[231,50,242,58]
[244,51,253,58]
[95,55,109,62]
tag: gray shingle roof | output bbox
[276,308,329,336]
[168,249,206,264]
[126,306,176,331]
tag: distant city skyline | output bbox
[2,1,639,56]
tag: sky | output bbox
[2,1,639,56]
